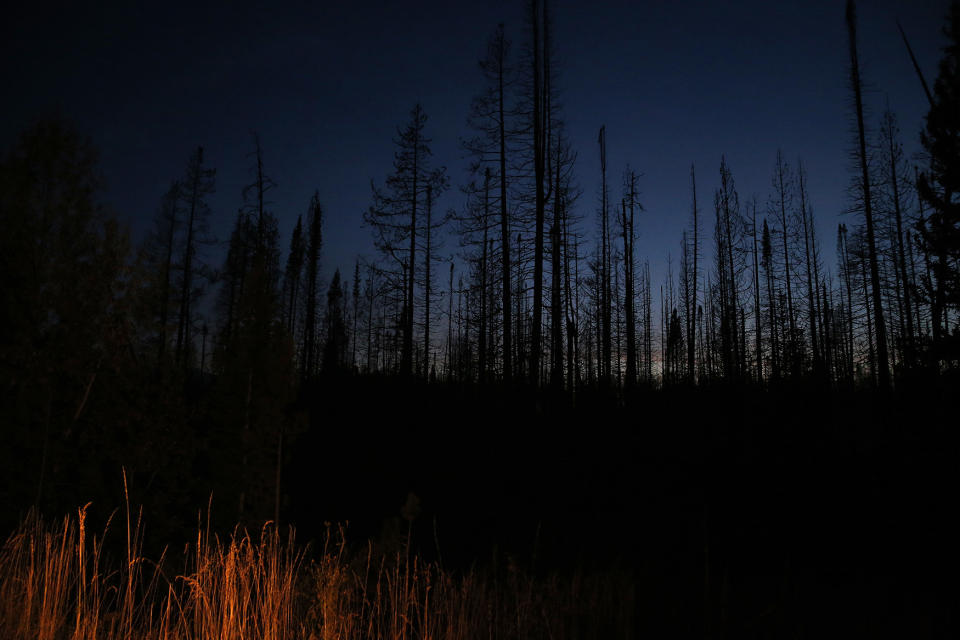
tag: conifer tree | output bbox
[301,193,323,381]
[323,269,347,372]
[175,146,215,373]
[464,24,516,382]
[366,104,447,377]
[916,0,960,369]
[281,215,305,337]
[140,180,180,370]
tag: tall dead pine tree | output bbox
[598,126,611,386]
[623,171,640,388]
[687,165,699,384]
[846,0,890,388]
[175,146,215,372]
[529,0,551,387]
[751,200,763,382]
[301,193,323,381]
[366,104,446,377]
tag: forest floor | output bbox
[2,378,955,636]
[285,376,957,634]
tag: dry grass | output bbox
[1,507,633,640]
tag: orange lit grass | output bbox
[0,504,631,640]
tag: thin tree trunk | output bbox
[624,193,637,389]
[862,257,876,385]
[564,210,577,392]
[480,174,489,383]
[497,30,512,386]
[615,257,622,387]
[774,152,798,377]
[799,165,821,374]
[530,0,546,387]
[887,127,915,365]
[847,0,890,389]
[840,225,856,379]
[721,162,740,379]
[765,246,780,381]
[752,202,763,382]
[906,230,923,348]
[688,165,699,384]
[158,184,178,369]
[176,150,202,371]
[404,114,420,377]
[367,278,374,373]
[599,126,611,386]
[550,152,563,390]
[424,185,433,378]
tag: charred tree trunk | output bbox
[847,0,890,389]
[599,126,611,387]
[497,30,512,386]
[798,165,822,375]
[423,184,433,378]
[550,152,563,390]
[624,192,637,389]
[176,149,203,371]
[752,202,763,383]
[530,0,547,387]
[688,165,699,385]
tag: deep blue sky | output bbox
[2,0,951,301]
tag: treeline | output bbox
[337,0,960,390]
[110,0,960,392]
[1,0,958,531]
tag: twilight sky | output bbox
[1,0,951,302]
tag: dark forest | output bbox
[1,0,957,637]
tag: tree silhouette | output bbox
[836,223,856,382]
[139,180,181,371]
[323,269,347,372]
[301,192,323,381]
[174,146,216,375]
[846,0,891,388]
[916,0,960,370]
[761,219,780,380]
[0,118,133,512]
[684,165,700,385]
[366,104,447,377]
[548,132,578,390]
[797,162,823,378]
[281,214,305,338]
[713,157,745,380]
[351,259,362,370]
[455,168,496,383]
[420,183,451,377]
[876,109,917,370]
[464,24,518,383]
[596,126,612,387]
[750,199,763,383]
[527,0,548,387]
[768,151,801,377]
[212,134,291,523]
